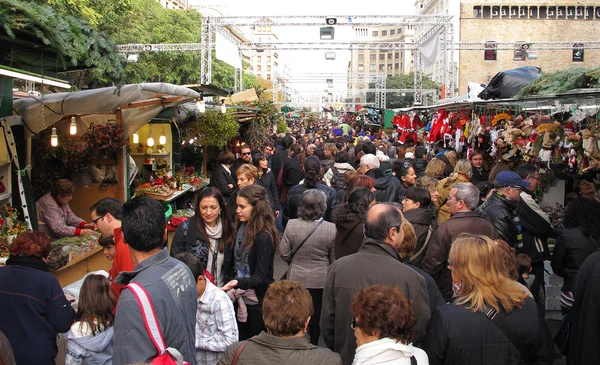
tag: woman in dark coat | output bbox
[333,187,375,259]
[253,152,280,218]
[210,150,236,199]
[0,231,75,365]
[424,234,553,365]
[551,196,600,314]
[401,186,438,266]
[282,144,305,190]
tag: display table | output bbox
[51,246,110,287]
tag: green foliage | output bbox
[212,57,259,91]
[366,73,440,108]
[0,0,125,85]
[276,120,287,134]
[516,67,600,97]
[244,99,277,149]
[195,110,239,147]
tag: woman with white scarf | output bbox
[351,285,429,365]
[171,187,234,287]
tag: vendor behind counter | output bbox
[37,179,95,240]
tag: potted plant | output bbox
[82,122,128,159]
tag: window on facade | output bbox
[395,52,400,59]
[380,54,385,60]
[372,31,378,36]
[370,64,376,71]
[267,56,271,62]
[398,28,402,33]
[379,64,384,71]
[390,29,395,35]
[257,56,261,62]
[358,64,364,71]
[382,30,388,36]
[359,54,365,61]
[257,65,262,71]
[388,53,392,59]
[388,64,393,70]
[266,74,271,80]
[395,63,399,70]
[267,65,271,71]
[370,54,376,61]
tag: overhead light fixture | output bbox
[189,137,195,144]
[147,128,155,147]
[0,65,71,89]
[50,127,58,147]
[220,99,226,113]
[159,126,167,145]
[325,17,337,25]
[513,50,525,61]
[126,54,139,63]
[132,131,139,144]
[69,116,77,135]
[196,98,205,113]
[525,51,538,60]
[320,27,335,40]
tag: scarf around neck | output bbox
[205,217,223,241]
[6,255,48,272]
[353,337,416,364]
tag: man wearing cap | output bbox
[477,170,530,248]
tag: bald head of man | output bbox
[364,203,404,249]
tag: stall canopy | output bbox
[12,83,231,138]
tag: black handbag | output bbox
[280,219,324,280]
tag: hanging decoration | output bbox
[69,116,77,135]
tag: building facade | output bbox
[459,0,600,94]
[247,25,279,81]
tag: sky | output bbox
[189,0,417,98]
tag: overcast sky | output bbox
[188,0,417,97]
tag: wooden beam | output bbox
[119,96,184,110]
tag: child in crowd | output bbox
[176,253,238,365]
[98,236,115,262]
[65,275,115,365]
[517,253,545,315]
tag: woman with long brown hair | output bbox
[65,274,115,365]
[424,234,553,365]
[171,187,234,286]
[221,184,278,340]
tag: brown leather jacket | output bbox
[218,332,341,365]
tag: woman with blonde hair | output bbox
[423,234,553,365]
[435,159,472,224]
[424,158,446,180]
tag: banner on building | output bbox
[417,31,440,67]
[216,32,241,69]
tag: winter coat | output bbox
[470,165,489,186]
[230,158,248,179]
[65,325,114,365]
[222,230,275,304]
[435,154,454,178]
[366,168,402,203]
[568,250,600,365]
[286,183,340,222]
[37,192,86,239]
[279,218,336,289]
[414,158,428,178]
[324,162,356,186]
[333,211,364,259]
[423,298,553,365]
[517,190,554,264]
[271,149,289,186]
[436,173,470,225]
[476,192,519,247]
[321,238,431,365]
[218,331,341,365]
[256,170,281,212]
[404,207,438,266]
[210,164,236,198]
[353,338,429,365]
[421,211,499,302]
[321,157,336,172]
[551,227,600,292]
[0,257,75,365]
[282,156,304,189]
[113,249,198,365]
[404,260,446,315]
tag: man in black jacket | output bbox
[271,135,293,191]
[477,170,530,248]
[230,145,252,178]
[515,164,554,290]
[360,154,402,203]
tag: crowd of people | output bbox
[0,125,600,365]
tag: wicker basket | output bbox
[145,191,174,201]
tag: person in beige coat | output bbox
[436,159,472,225]
[280,189,337,345]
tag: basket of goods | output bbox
[136,182,174,201]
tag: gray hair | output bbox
[298,189,327,221]
[452,182,480,211]
[364,203,403,241]
[360,154,380,169]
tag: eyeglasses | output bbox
[242,152,251,156]
[528,175,540,182]
[91,214,105,225]
[351,317,360,329]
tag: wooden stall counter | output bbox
[51,246,111,287]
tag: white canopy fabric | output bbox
[12,83,201,138]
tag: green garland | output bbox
[516,67,600,97]
[195,110,239,148]
[0,0,125,85]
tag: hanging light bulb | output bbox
[50,127,58,147]
[196,98,205,113]
[147,128,155,147]
[220,99,226,113]
[132,130,139,144]
[159,126,167,145]
[69,116,77,135]
[189,137,195,144]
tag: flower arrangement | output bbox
[82,122,128,159]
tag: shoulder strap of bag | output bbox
[289,219,325,263]
[410,224,434,262]
[231,341,249,365]
[481,304,532,365]
[410,355,417,365]
[126,282,167,356]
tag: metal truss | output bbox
[200,16,212,85]
[210,14,453,27]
